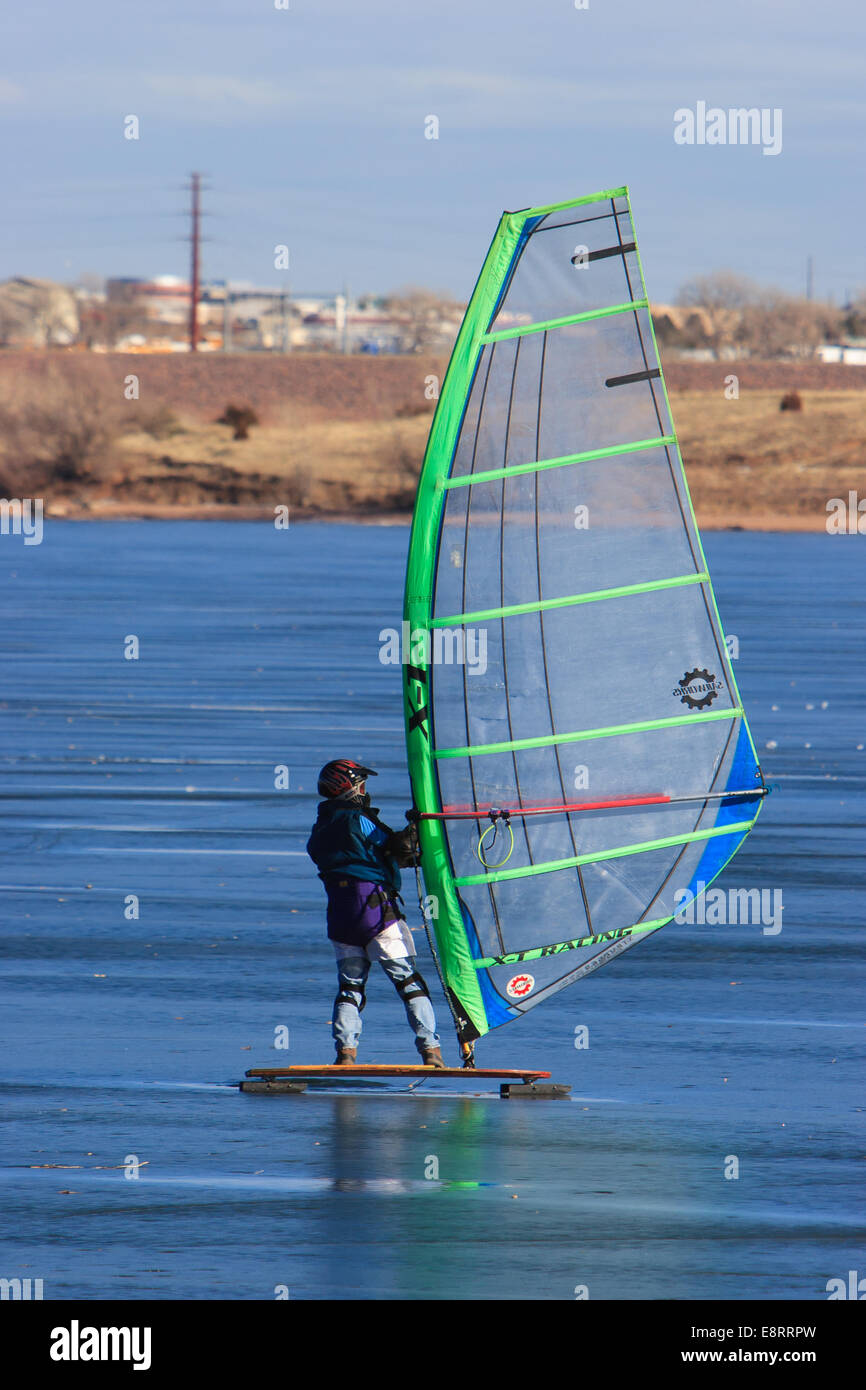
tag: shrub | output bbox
[0,361,123,489]
[216,403,259,439]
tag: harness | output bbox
[364,883,406,930]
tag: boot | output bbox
[421,1046,446,1069]
[334,1046,357,1066]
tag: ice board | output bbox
[240,1064,569,1098]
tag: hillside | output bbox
[0,353,862,529]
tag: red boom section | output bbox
[421,794,672,821]
[417,786,767,822]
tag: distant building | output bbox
[815,342,866,365]
[56,275,456,353]
[295,298,403,353]
[104,276,223,349]
[107,275,184,326]
[212,288,420,353]
[651,303,721,352]
[0,277,79,346]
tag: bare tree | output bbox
[0,362,124,489]
[842,291,866,338]
[739,293,842,358]
[675,271,758,357]
[383,287,463,353]
[102,281,149,346]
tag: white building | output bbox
[815,343,866,365]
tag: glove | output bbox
[384,823,421,867]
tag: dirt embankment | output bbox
[0,352,863,529]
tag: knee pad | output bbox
[335,987,366,1013]
[393,971,430,1004]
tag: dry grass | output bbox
[105,413,428,512]
[0,353,861,527]
[101,387,863,526]
[674,390,866,523]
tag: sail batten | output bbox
[441,434,678,488]
[434,707,744,760]
[453,819,756,887]
[431,571,710,627]
[480,297,649,342]
[402,186,765,1043]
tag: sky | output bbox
[1,0,864,304]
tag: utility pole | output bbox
[806,254,813,302]
[188,172,202,351]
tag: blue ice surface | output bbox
[0,523,863,1300]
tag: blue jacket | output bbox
[306,800,402,895]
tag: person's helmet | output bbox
[317,759,377,799]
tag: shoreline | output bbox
[42,502,831,531]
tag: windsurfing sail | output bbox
[402,185,765,1046]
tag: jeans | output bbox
[333,955,440,1054]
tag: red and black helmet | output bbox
[317,759,377,799]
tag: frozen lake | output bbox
[0,523,863,1299]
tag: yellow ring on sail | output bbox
[476,819,515,869]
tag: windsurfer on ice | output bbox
[306,759,445,1067]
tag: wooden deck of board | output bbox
[245,1064,551,1081]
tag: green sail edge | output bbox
[402,206,528,1038]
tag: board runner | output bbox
[306,759,445,1067]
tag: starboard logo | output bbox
[674,667,724,710]
[506,973,534,999]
